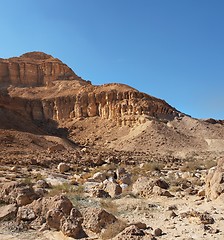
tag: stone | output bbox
[154,228,163,236]
[132,222,147,230]
[155,179,169,189]
[48,144,65,153]
[132,177,154,198]
[46,209,64,230]
[12,184,38,206]
[60,215,87,239]
[91,189,111,198]
[0,182,39,206]
[0,204,17,221]
[113,225,146,240]
[83,207,117,233]
[17,207,36,221]
[15,194,73,229]
[205,158,224,200]
[58,162,70,173]
[92,172,107,182]
[104,181,122,198]
[152,186,174,197]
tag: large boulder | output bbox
[0,204,17,221]
[103,181,122,198]
[60,215,86,239]
[82,207,117,233]
[132,177,171,198]
[0,182,39,206]
[16,195,73,228]
[132,177,154,197]
[205,158,224,200]
[113,225,153,240]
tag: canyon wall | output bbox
[0,52,179,127]
[0,52,84,87]
[0,89,178,126]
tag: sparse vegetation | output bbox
[48,183,84,197]
[100,199,118,216]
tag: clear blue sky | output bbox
[1,0,224,119]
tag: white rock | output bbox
[58,163,70,173]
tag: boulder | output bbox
[205,158,224,200]
[132,177,154,197]
[152,186,174,197]
[92,172,107,182]
[113,225,148,240]
[60,215,86,239]
[16,195,73,229]
[17,207,36,221]
[48,144,65,153]
[0,181,39,206]
[154,228,163,236]
[91,189,111,198]
[58,162,70,173]
[155,179,169,189]
[46,209,64,230]
[83,207,117,233]
[104,181,122,198]
[0,204,17,221]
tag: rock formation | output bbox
[0,52,179,129]
[0,51,84,87]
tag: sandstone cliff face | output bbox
[0,52,84,87]
[0,88,178,126]
[0,52,179,127]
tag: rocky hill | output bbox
[1,52,224,240]
[0,51,224,158]
[0,52,179,128]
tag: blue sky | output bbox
[1,0,224,119]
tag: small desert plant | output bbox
[101,220,127,240]
[34,173,44,181]
[21,177,33,186]
[180,161,203,172]
[142,162,164,172]
[180,158,217,173]
[100,199,118,216]
[48,183,84,197]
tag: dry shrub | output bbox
[101,220,127,240]
[100,199,118,216]
[130,162,164,182]
[180,159,216,172]
[48,183,84,197]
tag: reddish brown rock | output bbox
[0,52,179,127]
[0,51,83,87]
[0,204,17,221]
[205,158,224,200]
[82,207,117,233]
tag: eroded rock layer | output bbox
[0,52,84,87]
[0,52,179,127]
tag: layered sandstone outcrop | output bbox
[0,52,179,127]
[0,51,85,87]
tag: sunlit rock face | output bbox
[0,52,179,126]
[0,51,83,87]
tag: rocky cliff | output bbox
[0,52,85,87]
[0,52,179,128]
